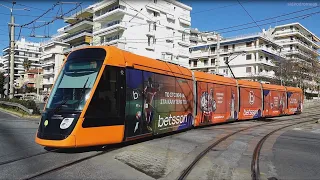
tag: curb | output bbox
[0,107,41,121]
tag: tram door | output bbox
[125,69,152,139]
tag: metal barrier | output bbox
[0,101,33,115]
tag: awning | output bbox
[261,50,284,60]
[166,13,175,20]
[178,18,191,26]
[146,5,160,13]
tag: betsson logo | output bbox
[158,114,188,128]
[243,109,258,116]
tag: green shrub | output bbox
[0,98,40,115]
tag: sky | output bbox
[0,0,319,55]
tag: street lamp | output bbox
[0,2,30,99]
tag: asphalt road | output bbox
[271,129,320,180]
[0,111,44,164]
[0,105,320,180]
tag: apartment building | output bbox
[0,56,5,73]
[52,6,94,55]
[17,68,43,90]
[271,22,320,94]
[190,28,219,46]
[90,0,192,67]
[2,37,42,86]
[40,40,69,93]
[190,32,283,83]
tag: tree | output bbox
[0,72,4,97]
[23,59,32,71]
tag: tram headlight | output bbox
[60,118,74,129]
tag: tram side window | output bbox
[83,66,121,127]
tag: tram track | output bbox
[177,111,320,180]
[21,146,119,180]
[251,117,319,180]
[2,110,318,179]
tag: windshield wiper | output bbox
[77,77,90,107]
[52,98,69,114]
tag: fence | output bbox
[0,101,33,115]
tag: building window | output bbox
[161,53,165,60]
[154,0,157,3]
[148,36,151,46]
[189,60,191,66]
[211,58,215,66]
[153,23,157,31]
[193,61,197,67]
[210,47,215,53]
[246,42,252,47]
[153,11,158,17]
[223,69,228,75]
[266,57,269,61]
[182,33,186,41]
[223,57,229,62]
[232,44,235,50]
[260,68,263,72]
[204,59,208,66]
[246,54,252,60]
[153,38,156,44]
[246,67,252,73]
[223,45,228,52]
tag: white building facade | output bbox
[190,33,283,82]
[271,22,320,94]
[2,37,42,86]
[90,0,192,67]
[40,40,69,93]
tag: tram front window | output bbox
[46,49,105,112]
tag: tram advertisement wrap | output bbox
[263,90,286,116]
[287,92,302,114]
[195,82,238,126]
[239,87,262,120]
[125,69,193,137]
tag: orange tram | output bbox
[35,46,303,148]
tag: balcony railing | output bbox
[63,29,92,41]
[275,29,318,45]
[63,18,93,31]
[95,5,126,18]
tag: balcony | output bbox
[93,21,126,36]
[43,79,53,86]
[62,30,93,43]
[63,18,93,33]
[190,51,210,59]
[63,43,90,54]
[190,36,199,42]
[274,30,320,48]
[178,39,190,47]
[42,61,55,68]
[43,70,54,77]
[284,49,314,60]
[94,5,127,22]
[277,39,319,56]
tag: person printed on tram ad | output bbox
[200,89,216,124]
[143,77,160,132]
[230,90,235,119]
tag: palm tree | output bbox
[23,59,31,72]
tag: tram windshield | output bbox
[46,48,106,111]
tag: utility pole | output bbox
[9,9,15,99]
[0,2,29,99]
[215,33,220,73]
[36,67,39,101]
